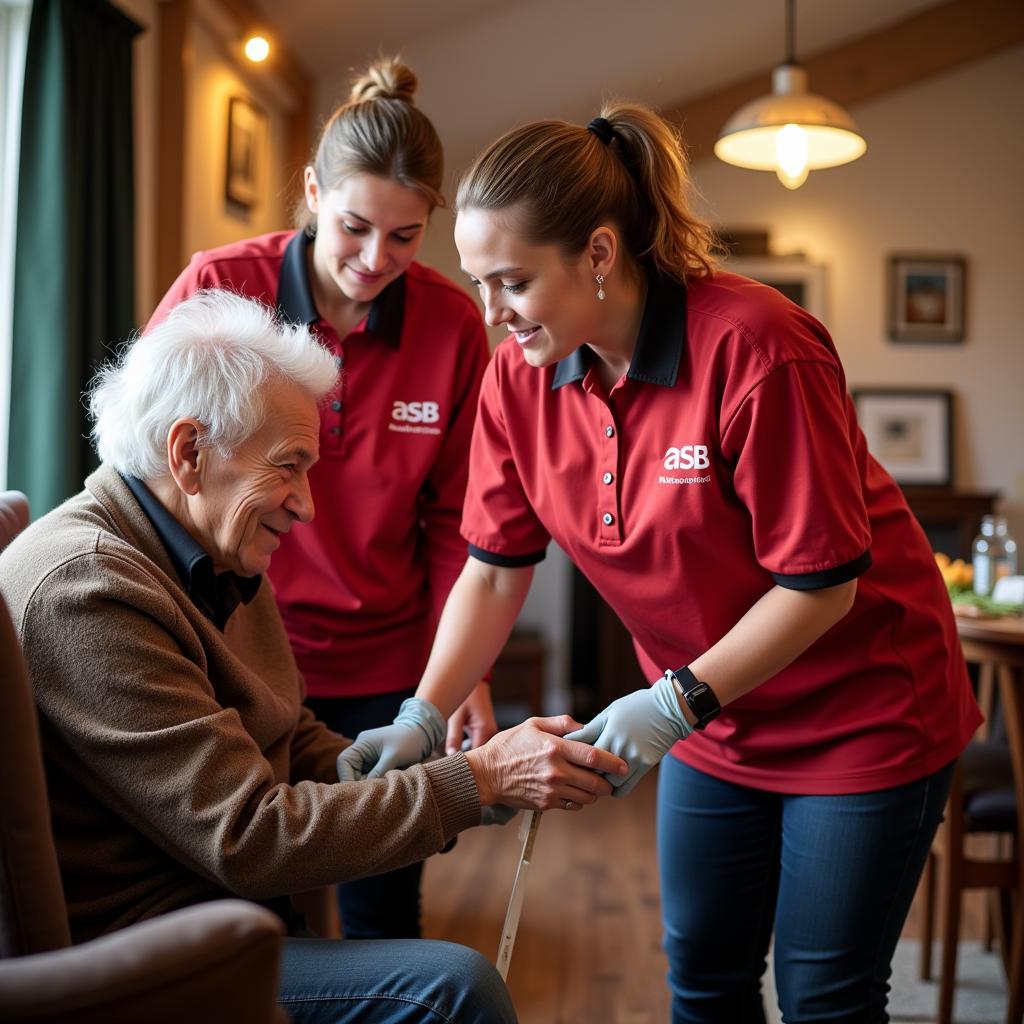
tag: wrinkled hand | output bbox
[464,715,629,812]
[565,675,693,797]
[337,697,446,781]
[446,681,499,755]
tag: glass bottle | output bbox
[972,515,1019,597]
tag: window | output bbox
[0,0,31,487]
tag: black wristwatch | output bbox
[664,666,721,730]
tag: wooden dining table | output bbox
[955,612,1024,1024]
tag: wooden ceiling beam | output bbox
[666,0,1024,163]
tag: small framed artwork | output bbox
[887,254,966,343]
[225,96,265,208]
[728,257,827,321]
[852,387,953,486]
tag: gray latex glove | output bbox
[337,697,446,781]
[564,675,693,797]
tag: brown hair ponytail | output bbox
[456,101,716,282]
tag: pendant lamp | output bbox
[714,0,866,189]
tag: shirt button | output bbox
[605,425,615,438]
[330,400,342,412]
[329,426,340,436]
[602,512,615,526]
[602,472,614,485]
[333,355,344,368]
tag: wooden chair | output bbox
[920,640,1024,1024]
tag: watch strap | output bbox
[664,667,721,730]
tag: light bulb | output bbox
[244,35,270,63]
[775,123,809,190]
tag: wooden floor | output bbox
[423,769,668,1024]
[422,767,990,1024]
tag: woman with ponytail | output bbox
[150,58,497,942]
[341,101,980,1021]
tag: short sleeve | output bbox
[722,359,872,589]
[460,356,549,567]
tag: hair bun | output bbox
[350,57,418,104]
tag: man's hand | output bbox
[446,680,498,754]
[565,676,692,797]
[463,715,628,811]
[336,697,445,781]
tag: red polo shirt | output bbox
[150,230,489,696]
[462,270,979,794]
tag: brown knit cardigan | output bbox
[0,465,480,941]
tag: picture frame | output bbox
[852,387,953,486]
[727,257,827,321]
[887,254,966,343]
[225,96,265,208]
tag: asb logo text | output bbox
[663,445,709,471]
[392,401,440,425]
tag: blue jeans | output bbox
[279,938,517,1023]
[657,755,955,1024]
[306,690,424,939]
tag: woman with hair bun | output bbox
[150,57,496,941]
[341,101,981,1021]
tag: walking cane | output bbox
[496,810,542,981]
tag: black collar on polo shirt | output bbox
[551,271,688,390]
[276,230,406,347]
[123,475,261,632]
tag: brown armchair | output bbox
[0,488,287,1022]
[0,490,29,550]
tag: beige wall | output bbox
[118,0,304,323]
[692,45,1024,542]
[182,7,298,262]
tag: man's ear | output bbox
[166,418,204,496]
[587,225,619,280]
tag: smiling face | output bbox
[305,171,431,305]
[455,206,604,369]
[188,379,321,577]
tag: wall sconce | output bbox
[243,34,270,64]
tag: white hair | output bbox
[88,289,338,479]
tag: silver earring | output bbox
[596,274,606,301]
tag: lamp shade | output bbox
[714,64,866,172]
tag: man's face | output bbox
[190,379,320,576]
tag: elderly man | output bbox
[0,290,626,1024]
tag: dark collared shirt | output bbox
[276,229,406,345]
[123,475,260,631]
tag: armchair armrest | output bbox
[0,899,286,1023]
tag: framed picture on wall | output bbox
[887,254,966,343]
[727,257,827,321]
[225,96,265,208]
[852,387,953,486]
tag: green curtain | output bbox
[9,0,140,516]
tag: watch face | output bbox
[684,681,721,726]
